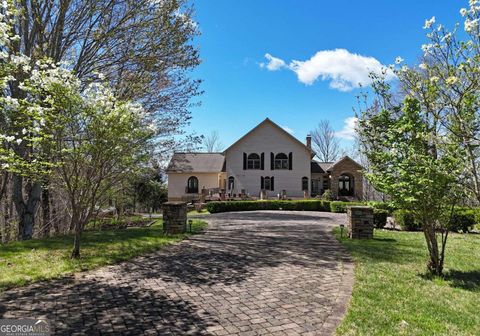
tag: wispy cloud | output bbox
[281,125,295,134]
[259,53,287,71]
[335,117,358,140]
[260,49,394,91]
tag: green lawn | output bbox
[334,228,480,336]
[0,219,208,292]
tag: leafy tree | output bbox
[358,1,480,275]
[3,0,201,238]
[56,82,153,258]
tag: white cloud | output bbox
[335,117,358,140]
[260,53,287,71]
[281,125,295,134]
[260,49,394,91]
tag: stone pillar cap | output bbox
[163,202,187,206]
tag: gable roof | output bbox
[310,161,326,173]
[224,118,314,155]
[327,156,363,171]
[166,153,225,173]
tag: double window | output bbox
[261,176,274,191]
[338,174,353,196]
[228,176,235,190]
[274,153,289,170]
[247,153,261,170]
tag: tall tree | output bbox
[56,81,153,258]
[4,0,201,238]
[203,130,223,152]
[358,2,480,275]
[311,120,340,162]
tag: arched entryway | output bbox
[338,174,354,196]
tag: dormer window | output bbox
[247,153,261,169]
[274,153,289,170]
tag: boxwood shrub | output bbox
[373,209,389,228]
[330,201,365,213]
[448,209,476,233]
[394,210,422,231]
[205,200,331,214]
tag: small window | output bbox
[264,176,271,191]
[274,153,288,170]
[187,176,199,194]
[228,176,235,190]
[247,153,261,170]
[302,177,308,191]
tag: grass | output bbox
[334,228,480,336]
[0,219,208,293]
[188,209,211,216]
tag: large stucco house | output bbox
[166,118,363,202]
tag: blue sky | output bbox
[186,0,463,150]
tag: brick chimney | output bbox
[306,134,312,149]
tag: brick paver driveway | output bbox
[0,211,353,335]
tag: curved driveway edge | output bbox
[0,211,353,335]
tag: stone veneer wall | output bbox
[347,206,374,239]
[330,159,363,200]
[162,202,187,234]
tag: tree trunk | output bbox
[70,211,82,259]
[41,187,51,237]
[423,222,443,276]
[12,174,42,240]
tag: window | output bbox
[264,176,271,191]
[302,177,309,191]
[228,176,235,190]
[247,153,261,169]
[187,176,199,194]
[338,174,353,196]
[274,153,288,169]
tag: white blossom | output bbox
[395,56,404,64]
[423,16,436,29]
[460,8,468,16]
[465,18,479,32]
[16,138,22,145]
[419,63,428,70]
[446,76,458,85]
[430,76,440,83]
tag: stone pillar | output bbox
[347,206,374,239]
[162,202,187,234]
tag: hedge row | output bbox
[393,208,478,232]
[205,200,332,213]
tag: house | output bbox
[166,118,363,201]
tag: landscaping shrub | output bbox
[373,209,389,228]
[448,209,476,233]
[367,201,396,215]
[205,200,331,213]
[321,189,333,200]
[330,201,365,213]
[394,210,422,231]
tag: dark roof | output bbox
[310,161,325,173]
[166,153,225,173]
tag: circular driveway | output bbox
[0,211,353,335]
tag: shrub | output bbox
[330,201,365,213]
[394,210,422,231]
[367,201,396,215]
[373,209,389,228]
[448,210,476,233]
[321,190,333,200]
[205,200,331,214]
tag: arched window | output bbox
[274,153,288,170]
[338,174,353,196]
[302,177,309,191]
[187,176,199,194]
[228,176,235,190]
[247,153,261,169]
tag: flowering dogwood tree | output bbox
[0,1,81,239]
[358,1,479,276]
[57,82,153,258]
